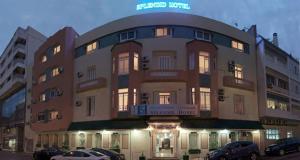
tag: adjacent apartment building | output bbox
[30,13,270,159]
[0,26,46,152]
[256,33,300,149]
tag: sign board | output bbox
[136,0,191,11]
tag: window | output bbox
[53,45,61,55]
[278,102,288,111]
[159,56,175,70]
[189,132,199,149]
[118,88,128,111]
[278,79,288,90]
[111,133,120,149]
[296,85,299,94]
[120,31,136,42]
[200,88,211,111]
[234,64,243,79]
[39,93,46,102]
[52,67,62,77]
[232,40,244,52]
[267,99,276,109]
[133,89,137,105]
[41,55,47,63]
[87,66,96,81]
[87,96,95,116]
[156,27,169,37]
[266,74,275,86]
[37,112,45,121]
[266,129,279,140]
[159,92,171,104]
[38,74,46,83]
[234,95,244,114]
[133,53,139,71]
[86,42,97,54]
[199,52,210,74]
[195,30,211,41]
[287,131,293,138]
[267,98,288,111]
[118,53,129,75]
[189,54,195,70]
[49,111,58,120]
[191,88,196,104]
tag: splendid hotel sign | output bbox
[131,104,198,116]
[136,0,191,11]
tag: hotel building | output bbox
[0,26,46,151]
[28,13,271,159]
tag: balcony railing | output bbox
[223,76,255,91]
[131,104,198,116]
[77,77,107,92]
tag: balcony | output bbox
[131,104,198,116]
[143,70,187,82]
[76,77,107,93]
[0,73,25,99]
[223,76,255,91]
[266,84,289,96]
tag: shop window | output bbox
[133,53,139,71]
[209,132,218,150]
[86,96,95,116]
[86,42,97,54]
[64,134,69,147]
[199,52,210,74]
[118,88,128,111]
[87,66,96,81]
[266,129,279,140]
[95,133,102,148]
[189,132,199,149]
[111,133,120,149]
[156,27,169,37]
[232,40,244,52]
[118,53,129,75]
[102,134,109,148]
[195,30,211,41]
[234,95,245,114]
[200,88,211,111]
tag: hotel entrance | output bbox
[150,123,179,159]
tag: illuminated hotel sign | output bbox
[136,0,191,11]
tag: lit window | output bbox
[267,99,276,109]
[87,66,96,81]
[266,129,279,140]
[52,67,62,77]
[191,88,196,104]
[195,30,211,41]
[232,40,244,52]
[278,102,288,111]
[287,131,293,138]
[159,92,171,104]
[133,53,139,71]
[53,45,61,55]
[118,88,128,111]
[133,89,137,105]
[120,31,136,42]
[38,74,46,83]
[87,96,95,116]
[86,42,97,54]
[118,53,129,75]
[49,111,59,120]
[234,64,243,79]
[41,55,47,63]
[200,88,211,111]
[156,27,169,37]
[234,95,244,114]
[199,52,210,74]
[39,93,46,102]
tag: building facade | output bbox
[256,33,300,150]
[0,26,46,151]
[29,13,269,159]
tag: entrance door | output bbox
[154,130,176,158]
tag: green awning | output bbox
[68,119,148,131]
[181,119,264,130]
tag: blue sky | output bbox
[0,0,299,58]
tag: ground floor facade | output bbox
[0,124,24,152]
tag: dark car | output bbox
[33,147,65,160]
[91,148,125,160]
[265,137,300,156]
[208,141,260,160]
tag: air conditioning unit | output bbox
[75,101,82,106]
[77,72,83,78]
[228,61,235,73]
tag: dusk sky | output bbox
[0,0,299,59]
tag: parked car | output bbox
[207,141,260,160]
[265,137,300,156]
[50,149,110,160]
[33,147,65,160]
[91,148,125,160]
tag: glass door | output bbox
[154,130,176,158]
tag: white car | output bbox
[50,149,110,160]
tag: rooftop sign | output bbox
[136,0,191,11]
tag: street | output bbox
[1,151,300,160]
